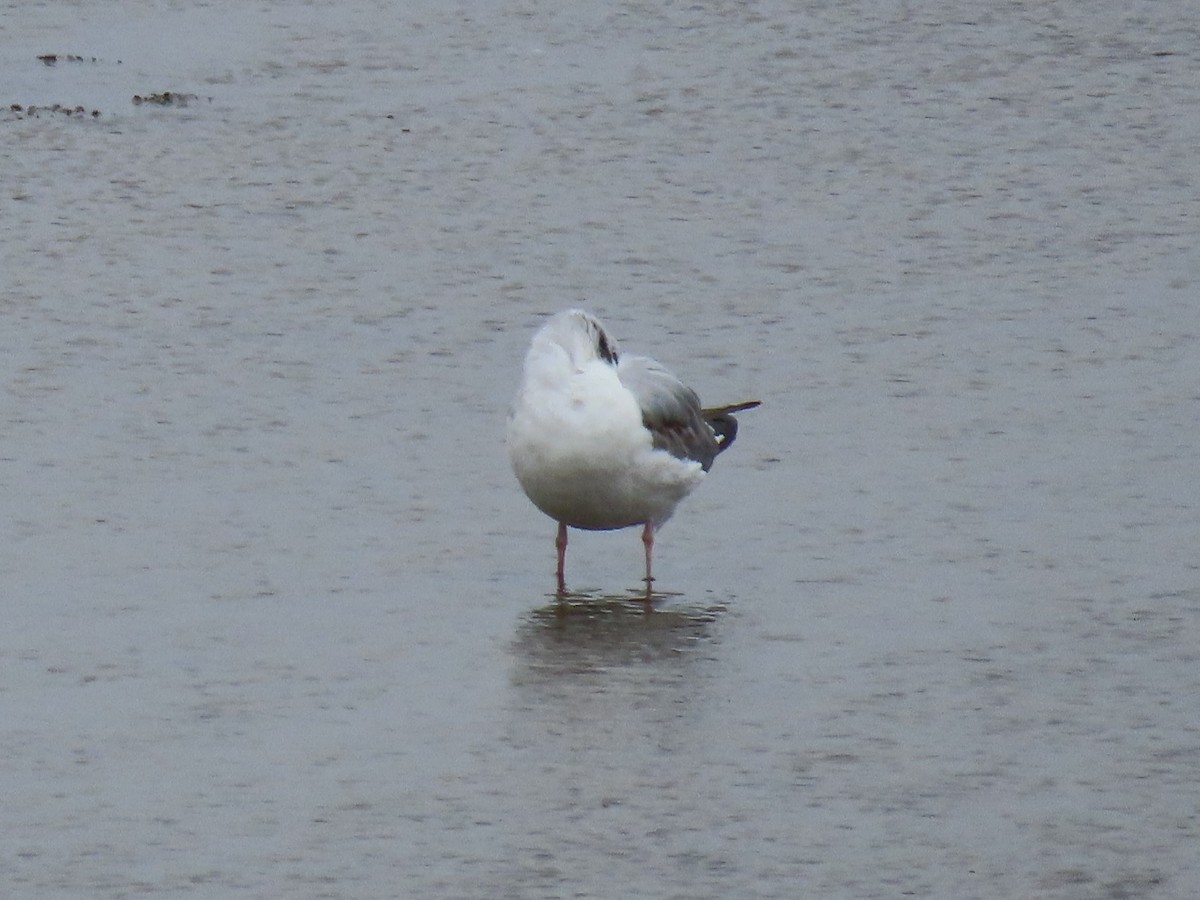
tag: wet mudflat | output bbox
[2,2,1198,897]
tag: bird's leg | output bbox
[555,522,568,595]
[641,522,655,598]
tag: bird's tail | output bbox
[703,400,761,454]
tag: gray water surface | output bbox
[3,2,1198,897]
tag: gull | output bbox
[507,309,759,595]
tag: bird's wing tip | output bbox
[703,399,761,416]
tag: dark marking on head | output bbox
[594,324,618,365]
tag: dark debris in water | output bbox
[37,53,121,66]
[7,102,101,120]
[132,91,208,107]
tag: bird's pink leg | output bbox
[641,522,655,596]
[555,522,568,594]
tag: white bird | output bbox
[507,309,759,595]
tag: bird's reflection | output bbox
[511,590,726,681]
[507,592,728,771]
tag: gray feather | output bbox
[617,355,759,472]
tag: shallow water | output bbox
[3,1,1198,897]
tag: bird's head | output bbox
[536,309,620,371]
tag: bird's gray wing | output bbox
[617,355,721,471]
